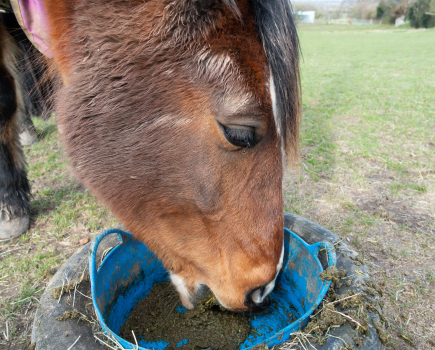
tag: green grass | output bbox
[297,25,435,194]
[282,24,435,349]
[0,116,118,346]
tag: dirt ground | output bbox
[283,163,435,349]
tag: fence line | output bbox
[327,18,379,25]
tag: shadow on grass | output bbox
[29,183,110,235]
[30,183,85,218]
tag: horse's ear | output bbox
[251,0,301,162]
[10,0,54,57]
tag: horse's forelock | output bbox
[222,0,242,19]
[251,0,301,161]
[211,0,301,161]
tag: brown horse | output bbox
[6,0,300,312]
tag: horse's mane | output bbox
[225,0,301,161]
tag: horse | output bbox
[2,0,300,312]
[0,19,31,238]
[1,8,53,145]
[0,5,52,240]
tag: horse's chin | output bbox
[170,272,194,309]
[169,273,233,311]
[170,272,209,310]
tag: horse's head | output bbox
[45,0,300,311]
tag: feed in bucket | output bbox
[119,282,251,349]
[89,228,336,349]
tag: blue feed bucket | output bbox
[89,228,336,349]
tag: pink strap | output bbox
[10,0,54,57]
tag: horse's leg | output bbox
[17,41,39,146]
[19,113,38,146]
[0,22,30,241]
[2,12,39,145]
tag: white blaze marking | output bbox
[270,71,286,167]
[170,272,193,309]
[277,240,285,272]
[269,71,281,138]
[253,241,285,304]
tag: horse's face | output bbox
[128,82,285,311]
[125,0,285,312]
[48,0,299,312]
[146,74,286,311]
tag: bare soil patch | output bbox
[357,196,434,234]
[284,163,435,349]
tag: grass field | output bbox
[284,24,435,348]
[0,24,434,349]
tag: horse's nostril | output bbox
[248,295,271,313]
[245,288,271,313]
[256,294,271,309]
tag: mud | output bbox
[356,196,434,233]
[353,335,363,347]
[51,282,77,299]
[119,282,251,350]
[42,267,57,279]
[373,320,390,344]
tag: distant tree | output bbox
[353,1,378,19]
[376,0,410,23]
[293,3,318,12]
[377,0,386,17]
[408,0,435,27]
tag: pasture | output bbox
[0,24,434,349]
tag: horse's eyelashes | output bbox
[221,124,256,148]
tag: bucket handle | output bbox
[307,241,337,268]
[89,228,130,279]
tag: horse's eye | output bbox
[221,124,256,148]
